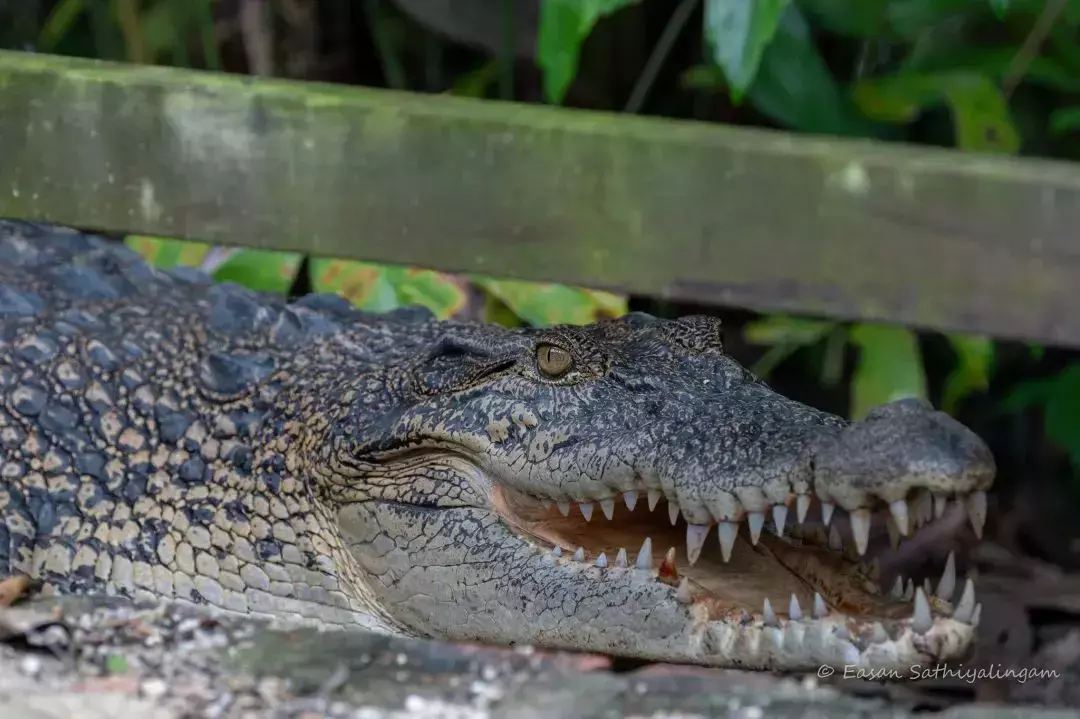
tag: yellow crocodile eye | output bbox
[536,343,572,378]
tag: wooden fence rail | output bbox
[1,50,1079,345]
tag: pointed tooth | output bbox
[717,521,738,563]
[647,489,661,511]
[659,547,678,581]
[763,598,778,627]
[635,537,653,570]
[903,578,914,601]
[971,603,982,627]
[685,524,710,565]
[668,502,681,525]
[936,551,956,600]
[912,588,933,634]
[572,547,584,562]
[788,594,803,621]
[747,512,765,545]
[953,578,976,623]
[812,593,828,619]
[923,578,933,596]
[550,546,562,558]
[821,501,836,526]
[580,502,594,521]
[796,494,810,524]
[675,577,692,603]
[886,517,901,549]
[623,490,638,511]
[615,548,628,568]
[849,509,871,556]
[870,622,888,643]
[599,498,615,520]
[828,525,843,551]
[933,493,948,519]
[557,501,571,517]
[966,491,987,539]
[595,552,608,568]
[772,505,788,538]
[888,499,910,536]
[890,576,904,599]
[540,498,552,510]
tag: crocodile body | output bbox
[0,221,994,674]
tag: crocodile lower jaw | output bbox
[492,485,983,670]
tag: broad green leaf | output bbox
[941,334,994,414]
[537,0,643,104]
[125,235,211,268]
[213,251,303,295]
[903,48,1080,93]
[1001,376,1056,412]
[853,71,1019,152]
[475,278,626,327]
[795,0,888,38]
[742,315,835,346]
[702,0,791,101]
[1051,106,1080,135]
[310,259,466,319]
[1041,365,1080,470]
[744,6,885,135]
[849,324,927,420]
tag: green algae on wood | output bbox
[0,50,1079,346]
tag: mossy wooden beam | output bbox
[1,51,1079,345]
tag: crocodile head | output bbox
[329,312,994,672]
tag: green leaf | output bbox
[124,236,211,268]
[702,0,791,102]
[1051,106,1080,135]
[212,251,303,295]
[743,6,885,135]
[1002,376,1056,412]
[903,47,1080,93]
[37,0,85,51]
[309,260,466,319]
[988,0,1011,18]
[742,315,835,346]
[742,315,836,379]
[794,0,888,38]
[941,334,994,414]
[474,278,626,326]
[1041,365,1080,469]
[853,71,1020,152]
[536,0,643,104]
[849,324,927,420]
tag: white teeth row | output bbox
[541,488,988,563]
[545,537,658,571]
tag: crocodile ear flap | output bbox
[411,334,517,395]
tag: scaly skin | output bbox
[0,221,995,674]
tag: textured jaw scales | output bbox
[496,483,985,670]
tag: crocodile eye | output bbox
[536,343,572,378]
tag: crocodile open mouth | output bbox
[493,484,983,657]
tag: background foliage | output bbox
[1,0,1079,507]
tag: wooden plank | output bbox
[0,50,1079,345]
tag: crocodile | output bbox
[0,220,994,674]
